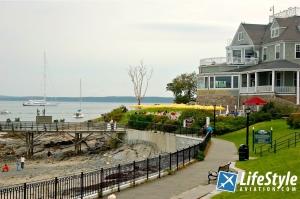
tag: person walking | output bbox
[47,150,54,163]
[20,155,25,170]
[16,156,21,171]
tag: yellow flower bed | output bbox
[131,104,224,111]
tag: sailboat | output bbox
[23,52,57,106]
[73,79,84,118]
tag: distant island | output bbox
[0,95,173,103]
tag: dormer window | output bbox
[238,32,244,41]
[271,27,280,38]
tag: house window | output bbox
[296,44,300,59]
[263,47,267,61]
[276,72,281,86]
[275,44,280,59]
[210,77,214,88]
[205,77,208,88]
[233,76,239,88]
[242,74,247,87]
[271,27,279,38]
[294,72,297,87]
[215,76,231,88]
[238,32,244,41]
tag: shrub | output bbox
[287,113,300,129]
[196,150,205,161]
[249,111,272,124]
[160,119,179,132]
[102,106,128,122]
[128,113,154,130]
[215,116,246,135]
[178,110,213,129]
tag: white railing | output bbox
[275,86,296,93]
[257,86,272,93]
[200,57,226,66]
[240,87,247,93]
[269,7,300,22]
[248,87,255,93]
[229,57,258,65]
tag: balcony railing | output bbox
[200,57,226,66]
[240,86,296,94]
[275,86,296,93]
[257,86,272,93]
[228,57,258,65]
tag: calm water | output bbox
[0,101,137,122]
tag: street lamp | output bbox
[245,107,251,147]
[213,104,216,133]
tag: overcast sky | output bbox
[0,0,299,97]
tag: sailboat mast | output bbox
[43,51,47,102]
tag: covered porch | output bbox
[240,70,300,104]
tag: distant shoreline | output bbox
[0,96,173,103]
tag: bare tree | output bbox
[128,61,153,105]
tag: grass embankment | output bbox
[220,119,297,157]
[214,119,300,199]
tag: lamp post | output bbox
[245,108,251,147]
[213,104,216,133]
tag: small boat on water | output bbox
[23,100,57,106]
[73,79,84,119]
[23,51,58,107]
[73,109,84,118]
[0,110,11,115]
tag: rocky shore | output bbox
[0,131,160,187]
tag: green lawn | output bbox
[214,119,300,199]
[219,119,298,157]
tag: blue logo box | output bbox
[216,171,238,192]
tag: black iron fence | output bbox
[0,127,211,199]
[255,132,300,156]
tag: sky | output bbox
[0,0,299,97]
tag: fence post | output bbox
[146,158,149,180]
[100,168,103,197]
[158,155,161,178]
[133,161,136,186]
[183,149,185,166]
[169,153,172,171]
[188,146,191,162]
[176,150,179,170]
[23,183,26,199]
[80,172,84,199]
[54,177,58,199]
[274,140,277,153]
[118,164,121,192]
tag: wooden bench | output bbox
[208,162,231,184]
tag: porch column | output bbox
[272,70,275,92]
[255,72,258,93]
[297,71,300,105]
[247,73,249,93]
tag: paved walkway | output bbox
[112,138,237,199]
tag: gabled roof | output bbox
[229,60,300,72]
[262,16,300,44]
[241,24,267,45]
[232,16,300,46]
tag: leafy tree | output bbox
[166,72,197,103]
